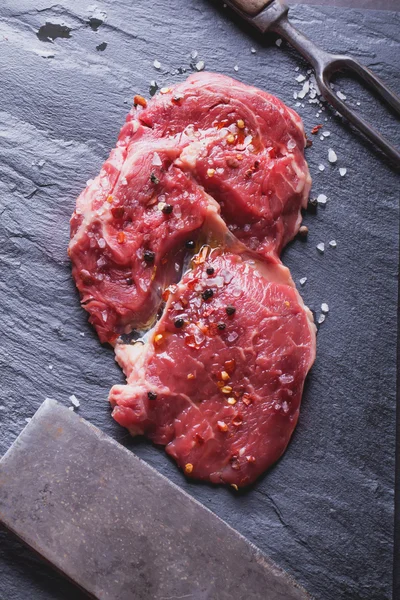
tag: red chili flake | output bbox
[245,169,253,179]
[232,415,243,427]
[185,335,197,349]
[162,289,170,302]
[111,206,125,219]
[80,269,95,286]
[117,231,126,244]
[133,94,147,108]
[311,124,323,135]
[253,160,260,169]
[305,138,313,148]
[195,433,204,445]
[242,393,252,406]
[224,359,236,373]
[246,455,256,463]
[214,118,230,130]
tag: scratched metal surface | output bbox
[0,1,398,599]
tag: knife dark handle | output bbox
[228,0,271,16]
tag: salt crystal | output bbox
[295,74,306,82]
[152,152,162,166]
[37,159,46,168]
[48,364,53,370]
[227,332,239,343]
[69,406,75,411]
[86,178,94,186]
[316,242,325,254]
[153,59,161,69]
[196,60,205,71]
[318,164,325,171]
[80,332,85,336]
[98,238,106,248]
[69,394,80,408]
[322,131,330,137]
[337,90,346,100]
[287,139,296,151]
[321,303,329,313]
[295,102,301,107]
[329,240,337,248]
[297,80,310,99]
[299,277,307,286]
[279,374,294,384]
[317,193,327,205]
[356,101,361,106]
[318,314,326,324]
[320,135,324,141]
[250,47,256,54]
[25,417,32,423]
[275,38,282,47]
[295,66,300,72]
[191,50,198,59]
[293,91,298,100]
[233,65,239,72]
[328,148,338,163]
[339,167,347,177]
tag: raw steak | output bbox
[110,249,316,487]
[69,72,311,343]
[69,73,316,486]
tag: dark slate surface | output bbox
[0,1,398,599]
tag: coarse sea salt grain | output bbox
[318,164,325,172]
[295,74,306,82]
[25,417,32,423]
[317,193,327,205]
[321,303,329,313]
[80,332,85,336]
[339,167,347,177]
[191,50,198,59]
[295,66,300,72]
[317,242,325,253]
[153,59,161,69]
[275,38,282,47]
[69,394,80,408]
[328,148,338,163]
[329,240,337,248]
[299,277,307,286]
[196,60,205,71]
[322,131,330,137]
[318,314,326,324]
[234,65,239,72]
[152,152,162,166]
[251,47,256,54]
[337,90,346,100]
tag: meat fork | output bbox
[220,0,400,166]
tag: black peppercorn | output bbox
[225,305,236,316]
[217,322,226,330]
[162,203,173,215]
[148,391,157,400]
[174,318,184,328]
[126,277,133,286]
[202,288,214,301]
[143,250,155,263]
[185,240,195,249]
[150,172,160,185]
[206,267,215,276]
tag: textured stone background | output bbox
[0,1,399,599]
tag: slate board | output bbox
[0,1,399,600]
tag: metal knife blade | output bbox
[0,399,312,600]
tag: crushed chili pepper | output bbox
[246,455,256,463]
[311,124,323,135]
[106,194,113,203]
[227,134,235,144]
[80,270,95,286]
[232,415,242,426]
[154,334,163,346]
[117,231,126,244]
[242,393,252,406]
[133,94,147,108]
[217,421,228,432]
[306,138,313,148]
[195,433,204,444]
[237,119,245,129]
[111,206,125,219]
[226,157,240,168]
[227,397,237,406]
[184,463,194,474]
[224,359,236,373]
[245,169,253,179]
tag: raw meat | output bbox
[69,73,316,486]
[69,72,311,343]
[110,249,316,487]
